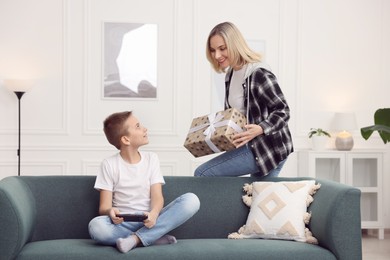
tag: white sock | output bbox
[116,235,138,253]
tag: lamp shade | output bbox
[3,79,33,92]
[332,112,358,131]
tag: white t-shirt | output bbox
[94,151,165,214]
[228,64,247,115]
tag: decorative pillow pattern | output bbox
[228,180,320,244]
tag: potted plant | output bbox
[361,108,390,144]
[308,128,331,150]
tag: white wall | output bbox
[0,0,389,227]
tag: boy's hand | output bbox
[144,211,158,228]
[110,208,123,224]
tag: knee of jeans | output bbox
[194,167,203,177]
[88,217,101,240]
[182,193,200,213]
[88,216,111,243]
[194,165,211,177]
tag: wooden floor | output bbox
[362,230,390,259]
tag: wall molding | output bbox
[82,159,181,176]
[82,0,180,137]
[160,160,179,176]
[295,0,305,137]
[0,160,68,175]
[0,144,189,152]
[0,0,69,136]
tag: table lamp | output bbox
[4,79,33,176]
[332,112,358,151]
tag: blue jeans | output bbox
[194,145,286,177]
[88,193,200,247]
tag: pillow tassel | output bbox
[238,225,246,234]
[309,183,321,196]
[303,212,311,224]
[305,228,318,244]
[306,194,314,207]
[242,195,252,207]
[243,183,253,195]
[228,225,246,239]
[228,232,243,239]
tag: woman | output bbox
[194,22,293,178]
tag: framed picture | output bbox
[103,22,158,99]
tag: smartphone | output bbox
[117,213,147,222]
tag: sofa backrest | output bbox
[1,175,310,243]
[19,176,99,241]
[163,176,252,238]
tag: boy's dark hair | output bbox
[103,111,132,150]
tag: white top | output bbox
[94,151,165,214]
[228,64,247,115]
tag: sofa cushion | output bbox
[229,180,320,243]
[16,239,336,260]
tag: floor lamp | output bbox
[4,80,32,176]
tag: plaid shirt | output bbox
[225,65,294,176]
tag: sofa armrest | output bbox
[0,177,37,259]
[308,178,362,260]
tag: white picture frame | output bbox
[103,22,158,99]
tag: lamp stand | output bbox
[14,91,25,176]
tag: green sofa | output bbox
[0,175,362,260]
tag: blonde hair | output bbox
[206,22,261,73]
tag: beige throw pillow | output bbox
[228,180,320,243]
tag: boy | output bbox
[88,111,200,253]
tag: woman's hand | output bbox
[232,124,263,147]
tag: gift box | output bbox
[184,108,247,157]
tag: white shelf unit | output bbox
[298,149,384,239]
